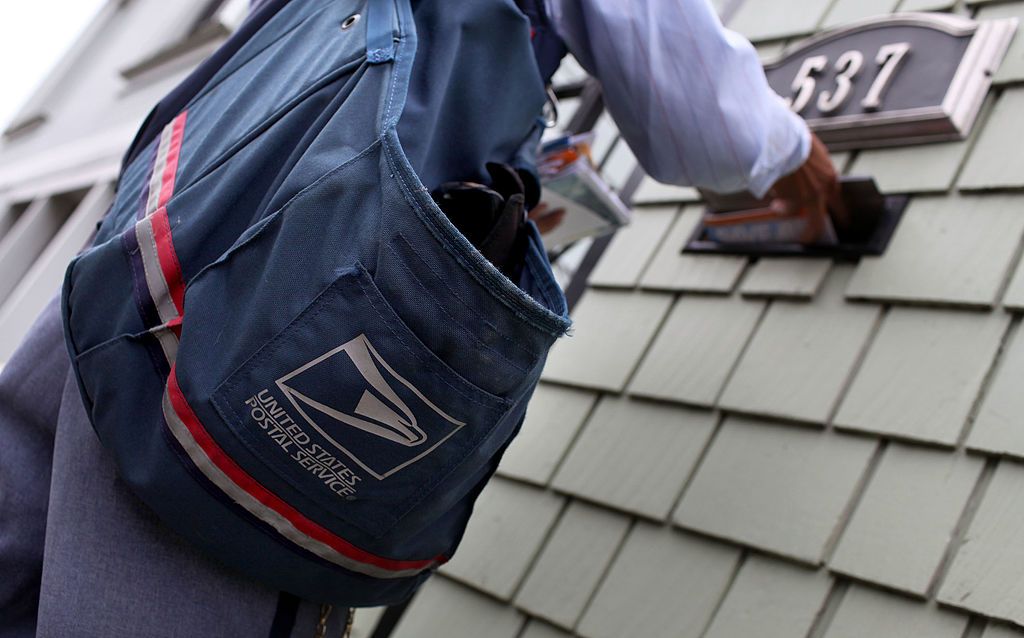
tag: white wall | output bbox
[0,0,226,364]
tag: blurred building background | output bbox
[4,1,1024,637]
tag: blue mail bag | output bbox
[60,0,570,606]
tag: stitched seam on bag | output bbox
[380,0,411,130]
[388,399,516,532]
[385,243,527,374]
[272,138,381,220]
[216,274,355,402]
[183,1,336,111]
[185,141,382,290]
[354,272,509,410]
[381,19,402,128]
[74,332,144,362]
[523,250,561,314]
[386,239,534,373]
[392,233,540,364]
[173,56,366,208]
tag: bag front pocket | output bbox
[209,262,513,539]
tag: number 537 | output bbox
[785,42,911,114]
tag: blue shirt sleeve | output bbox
[545,0,811,197]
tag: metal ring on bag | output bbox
[341,14,361,30]
[541,86,559,129]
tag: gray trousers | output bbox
[0,299,348,638]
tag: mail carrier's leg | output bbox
[34,368,282,637]
[1,299,347,637]
[0,298,67,638]
[34,355,348,637]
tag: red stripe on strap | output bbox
[148,111,188,316]
[150,207,186,315]
[158,112,188,210]
[167,316,183,339]
[165,367,443,573]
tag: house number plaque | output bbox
[763,13,1017,149]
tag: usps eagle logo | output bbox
[275,334,465,480]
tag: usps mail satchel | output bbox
[61,0,570,606]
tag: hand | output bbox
[528,202,566,235]
[768,132,847,230]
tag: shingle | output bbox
[588,206,677,288]
[823,585,968,638]
[830,444,983,595]
[710,0,732,15]
[721,266,880,423]
[520,621,573,638]
[897,0,957,10]
[551,397,717,519]
[977,3,1024,85]
[740,257,832,298]
[959,89,1024,190]
[939,460,1024,625]
[847,140,970,194]
[577,524,741,638]
[630,295,765,406]
[631,176,700,205]
[703,556,831,638]
[600,140,638,192]
[845,195,1024,308]
[441,479,564,599]
[551,55,587,88]
[350,608,384,638]
[822,0,899,28]
[639,206,747,293]
[674,417,876,564]
[390,578,524,638]
[834,307,1008,446]
[756,40,788,62]
[970,327,1024,457]
[541,289,673,392]
[551,238,594,290]
[514,501,631,629]
[831,151,852,173]
[984,623,1024,638]
[1002,256,1024,311]
[590,113,619,166]
[498,384,597,486]
[729,0,833,41]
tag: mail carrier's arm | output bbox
[546,0,811,198]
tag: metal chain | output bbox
[343,608,355,638]
[313,604,332,638]
[311,604,355,638]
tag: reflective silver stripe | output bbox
[134,215,179,326]
[149,324,179,363]
[160,390,426,579]
[146,123,175,216]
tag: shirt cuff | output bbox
[747,96,812,199]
